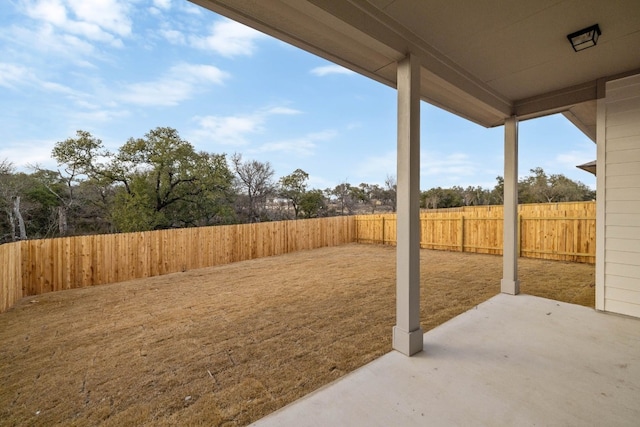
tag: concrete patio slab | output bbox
[251,294,640,426]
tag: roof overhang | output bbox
[577,160,597,175]
[189,0,640,136]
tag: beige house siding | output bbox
[599,74,640,318]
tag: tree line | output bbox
[0,127,595,243]
[421,167,595,209]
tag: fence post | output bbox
[382,216,385,245]
[459,215,464,252]
[517,214,522,257]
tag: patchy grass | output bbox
[0,244,594,426]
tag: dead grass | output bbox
[0,244,594,426]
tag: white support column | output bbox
[501,116,520,295]
[393,53,423,356]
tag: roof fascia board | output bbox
[514,80,598,119]
[514,67,640,120]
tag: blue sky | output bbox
[0,0,596,191]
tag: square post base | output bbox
[393,326,424,356]
[501,279,520,295]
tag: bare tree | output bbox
[383,175,397,212]
[231,154,276,222]
[330,182,354,215]
[0,160,30,240]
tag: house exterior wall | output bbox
[597,73,640,318]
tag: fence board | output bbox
[0,241,23,312]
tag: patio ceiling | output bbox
[190,0,640,140]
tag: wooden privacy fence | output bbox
[0,217,355,313]
[355,201,596,263]
[0,202,595,313]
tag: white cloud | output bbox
[310,64,355,77]
[181,3,202,14]
[356,151,483,188]
[0,63,33,88]
[118,63,229,106]
[160,29,185,44]
[67,0,131,35]
[555,150,595,168]
[419,151,505,189]
[188,19,266,57]
[255,130,336,157]
[149,0,171,16]
[3,24,97,64]
[0,62,120,127]
[177,63,229,82]
[40,80,80,95]
[421,152,477,177]
[0,62,82,98]
[264,106,301,115]
[153,0,171,10]
[354,150,396,180]
[71,108,130,123]
[0,140,57,170]
[191,106,302,147]
[194,115,261,146]
[23,0,67,26]
[257,139,316,156]
[22,0,132,47]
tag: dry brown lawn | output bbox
[0,244,595,426]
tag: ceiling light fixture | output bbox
[567,24,601,52]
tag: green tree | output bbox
[299,189,327,218]
[351,183,374,213]
[459,185,492,206]
[183,152,237,226]
[110,174,164,232]
[491,176,505,204]
[109,127,235,231]
[517,167,595,204]
[421,187,463,209]
[51,130,108,178]
[51,127,236,233]
[279,169,309,219]
[50,130,114,235]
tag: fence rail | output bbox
[1,202,595,313]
